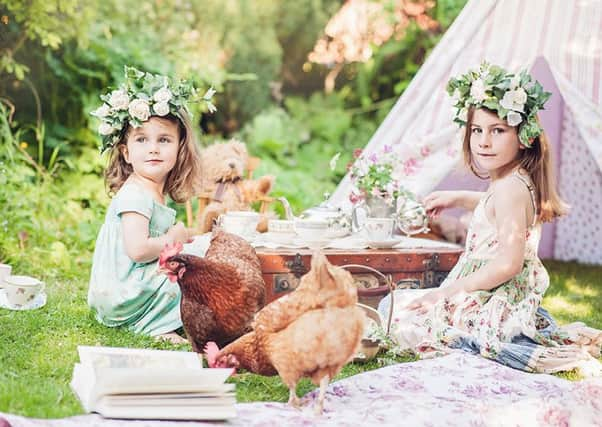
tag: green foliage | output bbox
[240,92,385,214]
[0,0,95,79]
[0,104,106,277]
[327,0,468,108]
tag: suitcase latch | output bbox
[285,253,307,278]
[423,253,447,288]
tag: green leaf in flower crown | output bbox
[125,66,144,80]
[496,106,509,118]
[483,99,498,110]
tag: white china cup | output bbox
[217,211,260,239]
[3,275,45,307]
[294,218,330,242]
[361,217,395,241]
[0,263,11,289]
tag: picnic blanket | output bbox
[3,352,601,427]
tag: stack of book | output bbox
[70,345,235,420]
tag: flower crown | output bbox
[91,66,216,153]
[446,62,551,147]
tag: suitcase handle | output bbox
[338,264,395,336]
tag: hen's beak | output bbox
[155,264,169,277]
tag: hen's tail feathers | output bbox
[204,341,220,367]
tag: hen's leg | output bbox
[314,374,330,415]
[287,385,301,408]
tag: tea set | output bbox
[218,196,429,249]
[0,263,47,311]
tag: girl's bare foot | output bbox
[156,332,188,345]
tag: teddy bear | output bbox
[197,139,275,234]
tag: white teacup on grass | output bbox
[0,263,11,289]
[361,217,396,241]
[217,211,260,239]
[3,275,45,307]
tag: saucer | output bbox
[261,232,297,245]
[0,289,47,311]
[365,237,402,249]
[293,237,331,248]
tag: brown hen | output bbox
[157,229,265,353]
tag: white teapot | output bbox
[299,202,352,239]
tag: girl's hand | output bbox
[406,285,459,314]
[422,191,457,218]
[168,222,194,244]
[406,289,444,314]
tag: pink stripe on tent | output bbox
[565,5,581,81]
[505,1,526,63]
[593,11,602,103]
[537,1,554,53]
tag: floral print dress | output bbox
[378,173,602,374]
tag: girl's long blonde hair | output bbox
[104,111,202,203]
[463,107,568,222]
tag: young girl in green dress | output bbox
[88,67,214,343]
[379,62,602,375]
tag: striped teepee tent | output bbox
[330,0,602,264]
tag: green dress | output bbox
[88,182,182,336]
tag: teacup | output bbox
[217,211,260,239]
[0,263,11,289]
[361,217,395,241]
[294,219,330,243]
[3,275,45,307]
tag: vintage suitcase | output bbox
[256,247,464,309]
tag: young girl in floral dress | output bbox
[378,62,602,375]
[88,66,214,343]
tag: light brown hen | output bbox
[205,252,364,414]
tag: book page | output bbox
[103,395,236,407]
[77,346,201,369]
[94,401,236,421]
[93,367,233,395]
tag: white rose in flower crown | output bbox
[500,90,525,112]
[108,90,130,110]
[506,111,523,126]
[91,104,111,118]
[128,99,151,121]
[98,122,115,136]
[153,87,172,103]
[514,87,527,105]
[509,75,521,90]
[459,108,468,122]
[470,79,487,102]
[153,102,170,117]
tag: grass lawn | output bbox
[0,260,600,419]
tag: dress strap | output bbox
[511,172,538,227]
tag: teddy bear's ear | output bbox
[230,139,248,157]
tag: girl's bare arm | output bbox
[120,212,192,263]
[424,190,485,215]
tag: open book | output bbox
[70,346,235,420]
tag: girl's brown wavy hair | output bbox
[463,107,568,223]
[104,111,201,203]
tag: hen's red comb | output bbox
[158,242,183,267]
[204,342,220,368]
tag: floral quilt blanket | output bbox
[3,352,601,427]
